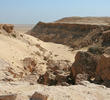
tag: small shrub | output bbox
[11,34,16,38]
[88,46,104,55]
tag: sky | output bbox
[0,0,110,24]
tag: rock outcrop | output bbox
[71,49,110,87]
[96,55,110,81]
[71,51,98,84]
[2,24,14,33]
[0,24,14,33]
[28,22,110,49]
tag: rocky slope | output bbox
[0,23,110,100]
[0,24,77,82]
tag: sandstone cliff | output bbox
[28,22,110,49]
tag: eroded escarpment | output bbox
[28,22,110,49]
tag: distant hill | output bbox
[56,17,110,25]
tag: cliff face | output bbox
[28,22,110,49]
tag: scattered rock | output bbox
[23,57,37,73]
[30,92,48,100]
[0,94,17,100]
[38,60,74,86]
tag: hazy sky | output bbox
[0,0,110,24]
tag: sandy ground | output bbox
[0,81,110,100]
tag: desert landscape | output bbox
[0,17,110,100]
